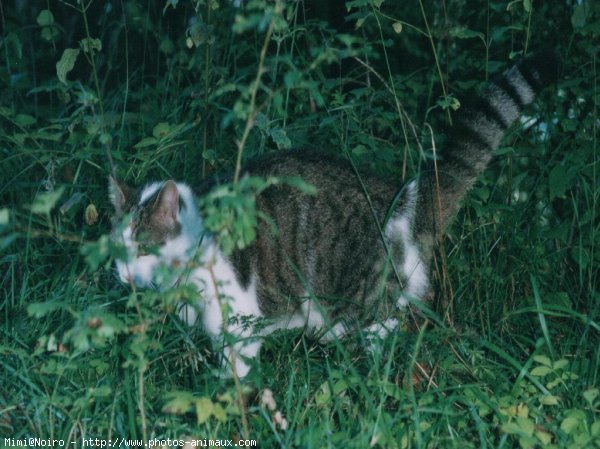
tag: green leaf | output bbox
[80,37,102,53]
[392,22,403,34]
[152,122,170,139]
[56,48,80,84]
[548,165,576,199]
[571,0,589,29]
[449,27,485,42]
[162,391,194,414]
[134,136,158,149]
[15,114,37,127]
[552,359,568,370]
[523,0,532,13]
[533,355,552,367]
[583,388,599,405]
[36,10,55,27]
[269,128,291,149]
[27,301,64,318]
[30,187,65,215]
[539,395,559,405]
[0,208,9,225]
[195,397,213,424]
[530,366,552,377]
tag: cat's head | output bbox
[108,177,202,288]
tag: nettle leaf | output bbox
[269,128,291,149]
[56,48,80,84]
[163,391,195,414]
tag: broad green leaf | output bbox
[56,48,80,84]
[530,366,552,377]
[15,113,36,127]
[134,136,158,148]
[195,397,214,424]
[0,208,9,225]
[392,22,403,34]
[36,10,54,26]
[27,301,64,318]
[30,187,65,215]
[533,355,552,367]
[449,27,485,42]
[571,0,589,28]
[583,388,599,405]
[548,165,576,199]
[153,122,170,139]
[162,391,194,414]
[539,395,559,405]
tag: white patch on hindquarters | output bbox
[384,181,429,307]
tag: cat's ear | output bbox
[108,176,134,213]
[151,180,179,225]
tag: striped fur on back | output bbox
[109,51,559,377]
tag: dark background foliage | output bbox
[0,0,598,447]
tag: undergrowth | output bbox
[0,1,598,448]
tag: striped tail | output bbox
[414,50,560,252]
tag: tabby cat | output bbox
[109,51,558,377]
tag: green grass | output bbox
[1,1,599,448]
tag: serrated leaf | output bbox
[56,48,80,84]
[392,22,403,34]
[269,128,291,149]
[163,392,194,414]
[30,187,65,215]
